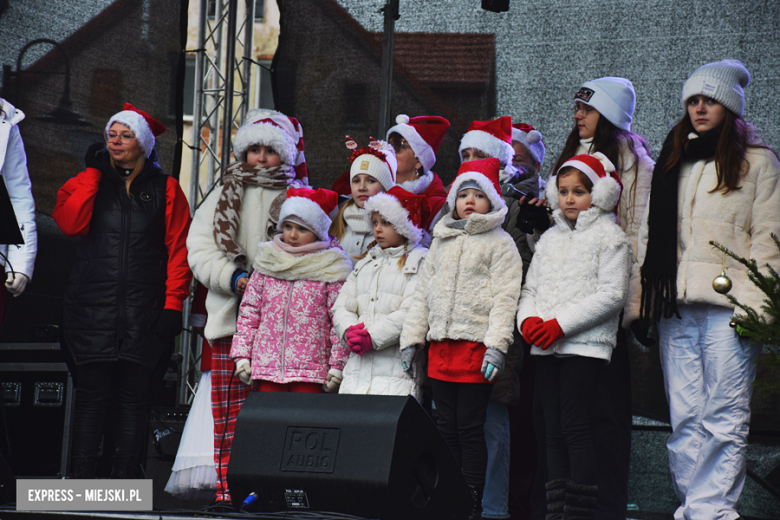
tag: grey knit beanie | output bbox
[681,59,750,116]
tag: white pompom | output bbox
[527,130,542,144]
[396,114,410,124]
[592,151,616,173]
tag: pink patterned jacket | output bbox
[230,239,353,384]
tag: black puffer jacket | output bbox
[59,151,170,368]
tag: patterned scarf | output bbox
[213,161,297,269]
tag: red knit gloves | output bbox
[346,323,373,356]
[521,317,564,350]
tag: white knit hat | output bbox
[511,123,545,166]
[546,152,622,213]
[232,111,308,182]
[681,59,750,117]
[278,187,339,241]
[574,77,636,131]
[347,138,397,191]
[105,103,166,158]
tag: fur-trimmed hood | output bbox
[252,239,352,282]
[433,206,508,239]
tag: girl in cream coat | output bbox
[333,186,428,397]
[626,60,780,520]
[400,158,522,520]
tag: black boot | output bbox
[544,479,567,520]
[467,485,483,520]
[70,457,98,479]
[563,481,598,520]
[109,456,140,479]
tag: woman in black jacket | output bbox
[53,104,192,478]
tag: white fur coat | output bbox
[517,207,632,362]
[400,207,523,354]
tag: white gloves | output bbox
[234,359,252,386]
[481,348,506,382]
[5,272,29,296]
[322,368,343,393]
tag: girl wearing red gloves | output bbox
[230,188,352,394]
[516,152,631,519]
[333,186,429,397]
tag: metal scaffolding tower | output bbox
[179,0,255,404]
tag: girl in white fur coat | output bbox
[333,186,428,397]
[548,77,654,517]
[400,158,523,519]
[517,152,631,518]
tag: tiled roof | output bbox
[367,32,495,88]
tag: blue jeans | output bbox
[482,401,510,519]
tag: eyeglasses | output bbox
[573,104,595,116]
[390,138,411,153]
[105,132,136,143]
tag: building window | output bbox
[254,0,264,21]
[255,60,274,110]
[207,0,216,19]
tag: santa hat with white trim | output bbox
[511,123,545,166]
[347,137,397,191]
[105,103,166,158]
[278,187,339,241]
[363,186,431,245]
[385,114,450,174]
[458,117,514,166]
[233,112,308,183]
[447,157,506,212]
[546,152,623,213]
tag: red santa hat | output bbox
[363,186,431,245]
[233,110,308,183]
[458,117,514,167]
[347,137,397,191]
[547,152,623,213]
[105,103,166,158]
[511,123,545,166]
[278,187,339,241]
[447,157,506,212]
[385,114,451,173]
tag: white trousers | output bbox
[659,304,761,520]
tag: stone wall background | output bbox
[336,0,780,173]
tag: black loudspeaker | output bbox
[229,393,471,520]
[144,408,208,511]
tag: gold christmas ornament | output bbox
[713,269,733,294]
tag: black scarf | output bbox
[640,125,722,322]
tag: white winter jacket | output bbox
[576,134,654,262]
[187,184,286,341]
[518,207,632,362]
[333,242,427,396]
[624,142,780,325]
[400,207,523,354]
[0,99,36,279]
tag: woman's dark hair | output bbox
[662,108,777,194]
[556,166,593,192]
[550,113,650,210]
